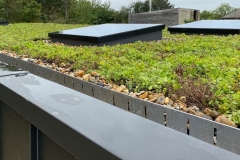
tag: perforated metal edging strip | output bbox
[0,53,239,155]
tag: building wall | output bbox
[179,9,200,24]
[128,9,179,26]
[178,9,191,24]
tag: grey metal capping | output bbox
[0,73,240,160]
[0,53,240,155]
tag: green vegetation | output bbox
[0,0,174,24]
[200,3,239,20]
[0,23,240,124]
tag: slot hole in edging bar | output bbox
[213,128,217,146]
[164,112,167,126]
[187,119,190,135]
[113,95,115,106]
[144,106,147,118]
[92,87,94,97]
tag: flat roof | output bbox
[168,20,240,35]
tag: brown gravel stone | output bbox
[74,70,84,77]
[164,97,170,105]
[116,85,126,92]
[148,95,154,101]
[139,91,148,99]
[188,109,196,115]
[112,84,118,90]
[91,71,98,77]
[82,74,91,81]
[203,108,219,119]
[215,115,237,127]
[180,96,187,103]
[170,94,178,102]
[196,112,205,117]
[123,88,129,94]
[37,59,42,64]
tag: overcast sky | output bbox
[106,0,240,11]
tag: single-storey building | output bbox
[128,8,200,26]
[222,9,240,19]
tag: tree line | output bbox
[0,0,238,24]
[200,3,238,20]
[0,0,174,23]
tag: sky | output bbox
[106,0,240,11]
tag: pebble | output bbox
[97,81,104,87]
[46,64,52,69]
[173,103,179,108]
[157,96,165,105]
[170,94,178,101]
[148,95,154,101]
[60,62,66,67]
[215,115,237,127]
[95,76,100,81]
[139,91,148,99]
[123,88,129,94]
[91,71,99,77]
[107,83,113,89]
[82,74,91,81]
[203,108,219,119]
[37,59,42,64]
[149,96,158,102]
[51,63,56,69]
[74,70,84,77]
[28,58,35,63]
[164,97,170,105]
[112,84,119,90]
[193,106,200,112]
[116,85,126,92]
[180,96,187,103]
[69,72,74,77]
[137,91,146,96]
[188,109,196,115]
[22,58,28,61]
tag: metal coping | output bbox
[0,53,240,156]
[48,24,165,44]
[168,20,240,35]
[0,69,240,160]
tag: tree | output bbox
[129,1,148,13]
[0,0,7,21]
[151,0,174,11]
[212,3,238,19]
[114,6,130,23]
[200,3,238,20]
[21,1,41,22]
[36,0,64,22]
[129,0,174,13]
[68,0,115,24]
[200,10,214,20]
